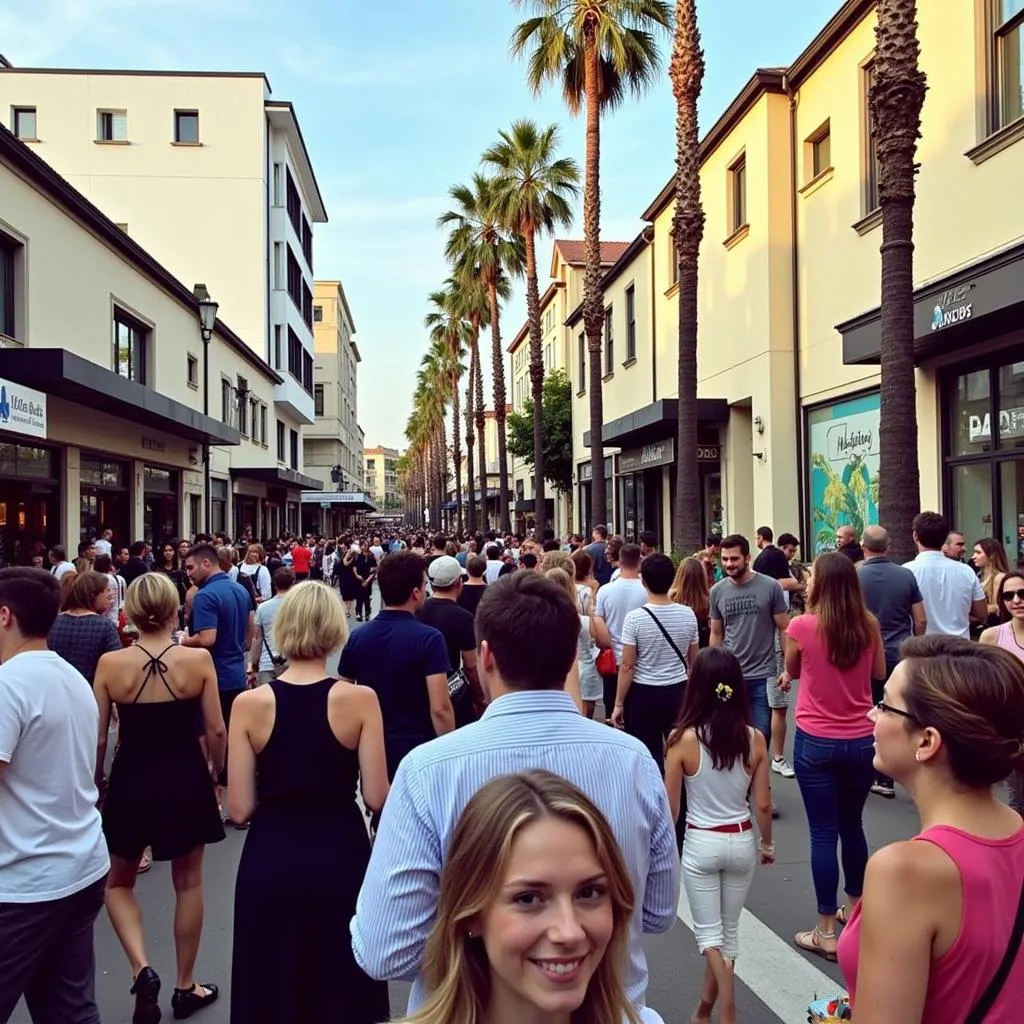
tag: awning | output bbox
[232,466,323,490]
[582,397,729,448]
[300,490,376,511]
[0,348,240,446]
[515,498,554,513]
[838,238,1024,365]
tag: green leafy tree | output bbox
[507,369,574,500]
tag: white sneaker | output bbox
[772,757,796,778]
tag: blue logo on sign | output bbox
[930,305,943,331]
[0,385,9,424]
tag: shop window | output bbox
[12,106,36,141]
[113,307,148,385]
[97,109,127,142]
[952,463,993,549]
[0,232,20,339]
[950,368,994,454]
[603,306,614,375]
[994,0,1024,130]
[863,61,881,214]
[1000,460,1024,568]
[173,110,199,144]
[625,285,636,362]
[997,360,1024,449]
[186,353,198,388]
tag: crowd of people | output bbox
[0,510,1021,1024]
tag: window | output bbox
[186,353,198,388]
[286,167,301,235]
[994,0,1024,128]
[302,215,313,269]
[210,478,227,534]
[314,383,325,416]
[864,62,881,213]
[249,397,260,442]
[173,110,199,144]
[272,163,283,206]
[259,404,268,447]
[578,331,586,393]
[273,243,283,289]
[287,327,303,382]
[12,106,36,141]
[669,229,679,286]
[276,419,286,461]
[625,285,636,361]
[287,246,302,310]
[313,304,323,323]
[603,307,614,375]
[97,109,127,142]
[274,324,282,369]
[237,376,249,437]
[112,308,147,384]
[302,282,313,328]
[221,377,232,424]
[289,429,299,470]
[729,155,747,233]
[0,233,18,339]
[302,351,314,395]
[809,121,832,178]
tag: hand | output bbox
[760,851,776,865]
[777,671,792,693]
[759,838,775,864]
[610,704,625,729]
[246,667,258,688]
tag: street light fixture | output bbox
[197,292,219,342]
[193,283,219,534]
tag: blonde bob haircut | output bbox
[402,770,640,1024]
[544,566,578,606]
[125,571,180,631]
[273,580,348,661]
[539,549,575,576]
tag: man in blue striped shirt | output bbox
[352,572,679,1022]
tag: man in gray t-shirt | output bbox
[709,534,789,744]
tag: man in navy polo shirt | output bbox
[183,541,253,815]
[340,551,453,780]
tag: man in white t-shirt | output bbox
[47,545,76,580]
[93,527,113,559]
[0,567,109,1022]
[483,544,505,585]
[905,512,987,639]
[248,567,295,686]
[593,543,648,722]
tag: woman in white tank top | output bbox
[664,648,775,1024]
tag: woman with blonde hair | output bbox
[48,569,121,686]
[228,581,389,1023]
[542,567,586,714]
[540,549,575,576]
[669,556,712,648]
[94,571,227,1023]
[402,770,644,1024]
[237,543,272,604]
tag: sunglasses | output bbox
[1003,588,1024,602]
[874,700,914,720]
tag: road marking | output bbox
[676,885,842,1023]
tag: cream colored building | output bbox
[0,60,327,506]
[364,446,401,512]
[570,0,1024,563]
[0,123,306,560]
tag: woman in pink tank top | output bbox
[836,635,1024,1023]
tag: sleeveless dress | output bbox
[994,622,1024,812]
[230,678,389,1024]
[102,644,225,861]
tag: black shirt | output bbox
[457,584,487,617]
[839,541,865,564]
[858,556,923,668]
[417,598,476,675]
[752,545,791,582]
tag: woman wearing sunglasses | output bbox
[837,635,1024,1023]
[980,572,1024,813]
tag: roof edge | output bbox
[507,281,563,353]
[788,0,876,88]
[565,229,651,326]
[265,100,328,223]
[0,65,271,88]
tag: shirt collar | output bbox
[916,550,946,560]
[482,689,579,719]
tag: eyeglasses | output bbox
[874,700,914,719]
[1002,589,1024,602]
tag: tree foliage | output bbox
[506,368,573,494]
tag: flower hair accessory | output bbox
[715,683,733,703]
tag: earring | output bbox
[915,751,922,762]
[466,930,474,938]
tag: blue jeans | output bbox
[745,678,771,745]
[793,728,874,915]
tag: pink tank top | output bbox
[995,621,1024,663]
[837,823,1024,1023]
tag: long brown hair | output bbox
[669,556,710,621]
[403,771,640,1024]
[808,551,876,669]
[60,570,110,613]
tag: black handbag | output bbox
[964,878,1024,1023]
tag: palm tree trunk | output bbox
[583,27,607,530]
[672,0,706,557]
[465,318,478,536]
[474,333,489,534]
[524,222,547,538]
[489,279,512,534]
[874,0,926,562]
[452,376,463,537]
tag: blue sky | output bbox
[0,0,842,449]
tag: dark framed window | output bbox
[289,428,299,470]
[0,233,18,339]
[302,351,314,395]
[810,122,832,178]
[669,229,679,286]
[221,377,232,424]
[286,167,301,235]
[287,327,303,382]
[863,61,881,213]
[301,215,313,269]
[12,107,36,140]
[237,376,249,437]
[97,109,127,142]
[994,0,1024,129]
[287,246,302,311]
[210,477,227,534]
[173,110,199,144]
[276,419,286,462]
[729,155,747,232]
[313,305,323,322]
[186,353,198,387]
[249,396,260,442]
[302,282,313,328]
[578,331,586,393]
[603,307,614,374]
[259,404,268,447]
[113,308,148,384]
[274,325,282,370]
[314,383,325,416]
[625,285,636,361]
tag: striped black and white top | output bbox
[621,603,699,687]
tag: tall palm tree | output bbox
[440,175,525,534]
[512,0,672,529]
[872,0,927,562]
[425,285,472,535]
[670,0,705,556]
[484,120,580,537]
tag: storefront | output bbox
[301,490,376,536]
[577,457,614,537]
[231,466,322,542]
[79,456,131,546]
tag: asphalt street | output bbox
[11,588,934,1023]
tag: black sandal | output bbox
[130,965,161,1024]
[171,983,219,1020]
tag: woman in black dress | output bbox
[94,572,226,1023]
[227,581,390,1024]
[336,545,361,618]
[353,539,378,622]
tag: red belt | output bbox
[687,820,752,834]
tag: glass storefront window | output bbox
[952,463,993,548]
[998,361,1024,451]
[1001,461,1024,569]
[16,446,54,478]
[80,457,126,488]
[949,369,992,455]
[0,444,15,476]
[143,466,175,494]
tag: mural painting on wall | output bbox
[808,392,880,554]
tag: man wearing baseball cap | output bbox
[417,556,485,726]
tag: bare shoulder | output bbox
[865,839,959,899]
[330,680,378,713]
[234,684,273,715]
[978,626,999,646]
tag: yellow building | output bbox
[364,446,401,511]
[570,0,1024,563]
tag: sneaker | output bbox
[871,782,896,799]
[772,757,796,778]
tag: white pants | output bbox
[681,828,756,959]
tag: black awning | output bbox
[232,466,323,490]
[582,398,729,448]
[0,348,240,445]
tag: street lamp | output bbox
[197,293,219,342]
[194,284,219,534]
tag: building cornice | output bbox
[0,65,271,89]
[265,101,328,223]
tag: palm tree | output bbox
[512,0,672,529]
[425,285,472,535]
[670,0,705,556]
[439,175,525,533]
[483,120,580,538]
[871,0,926,562]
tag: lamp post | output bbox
[194,284,219,535]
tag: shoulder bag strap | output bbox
[964,878,1024,1024]
[642,606,686,666]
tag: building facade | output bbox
[0,122,306,563]
[568,0,1024,566]
[0,62,326,520]
[364,446,401,512]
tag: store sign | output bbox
[968,406,1024,443]
[141,436,166,453]
[0,377,46,439]
[619,438,676,474]
[929,283,974,332]
[301,490,370,504]
[697,445,720,462]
